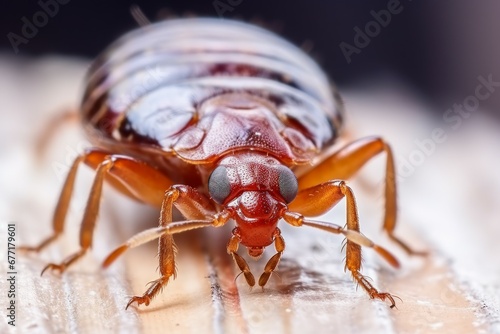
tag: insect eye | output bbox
[208,166,232,204]
[278,167,298,203]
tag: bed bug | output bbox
[21,17,424,309]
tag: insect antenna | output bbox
[130,4,151,27]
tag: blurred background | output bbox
[2,0,500,119]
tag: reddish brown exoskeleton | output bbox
[21,18,424,309]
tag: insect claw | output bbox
[125,298,137,310]
[40,263,65,276]
[40,266,50,277]
[389,295,403,309]
[126,296,150,310]
[372,291,399,309]
[234,271,244,283]
[393,294,403,304]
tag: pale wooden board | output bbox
[0,55,498,333]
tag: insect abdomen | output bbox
[81,18,342,163]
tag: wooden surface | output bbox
[1,55,499,333]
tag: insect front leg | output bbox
[296,136,425,255]
[104,185,225,309]
[285,180,399,308]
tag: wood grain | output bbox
[0,56,498,333]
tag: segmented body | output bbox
[81,18,343,187]
[22,19,407,310]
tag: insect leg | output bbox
[19,154,84,253]
[21,149,168,254]
[124,185,223,309]
[258,229,285,288]
[35,108,79,161]
[296,136,425,255]
[40,157,114,275]
[103,219,223,268]
[284,180,399,308]
[285,180,399,267]
[36,150,175,274]
[227,233,255,287]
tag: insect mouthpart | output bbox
[247,246,265,259]
[226,191,284,253]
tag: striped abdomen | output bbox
[81,18,343,165]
